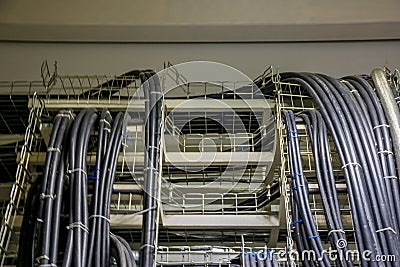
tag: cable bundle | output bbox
[278,72,400,267]
[18,108,134,267]
[300,110,352,267]
[284,111,330,267]
[139,71,162,267]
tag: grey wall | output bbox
[0,0,399,81]
[0,41,399,82]
[0,0,399,42]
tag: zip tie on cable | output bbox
[291,173,304,178]
[292,185,304,191]
[150,91,163,95]
[308,235,320,239]
[67,168,87,177]
[104,127,111,133]
[89,214,110,223]
[100,119,111,126]
[383,176,398,179]
[376,227,397,234]
[36,218,43,223]
[373,124,390,129]
[56,111,74,119]
[291,219,303,226]
[40,193,56,200]
[67,222,89,233]
[133,206,157,216]
[121,133,133,142]
[143,167,159,172]
[288,131,298,139]
[35,255,50,262]
[140,244,155,250]
[341,162,362,169]
[56,114,70,118]
[90,168,102,173]
[328,229,346,236]
[47,147,61,153]
[88,175,99,181]
[38,264,57,267]
[378,150,393,155]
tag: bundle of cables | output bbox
[138,71,162,267]
[242,251,278,267]
[277,71,400,267]
[17,108,135,267]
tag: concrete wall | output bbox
[0,1,399,81]
[0,0,399,42]
[0,41,399,81]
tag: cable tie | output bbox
[292,185,304,191]
[143,167,158,172]
[104,127,111,133]
[88,175,100,181]
[121,133,134,142]
[147,145,160,150]
[37,264,56,267]
[40,193,56,200]
[55,114,70,118]
[132,206,157,216]
[35,255,50,262]
[349,89,358,93]
[308,235,320,239]
[89,214,110,223]
[47,147,61,153]
[291,173,304,179]
[67,168,87,177]
[384,176,398,179]
[150,91,163,95]
[100,119,111,126]
[291,219,303,226]
[328,229,345,236]
[287,131,298,139]
[36,218,43,223]
[67,222,89,233]
[376,227,397,234]
[140,244,155,250]
[90,168,102,174]
[56,111,74,119]
[378,150,393,155]
[373,124,390,129]
[341,162,361,169]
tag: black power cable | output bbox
[140,70,162,267]
[284,110,330,267]
[19,108,135,267]
[300,110,353,267]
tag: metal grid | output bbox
[38,61,143,111]
[0,94,44,266]
[0,64,281,266]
